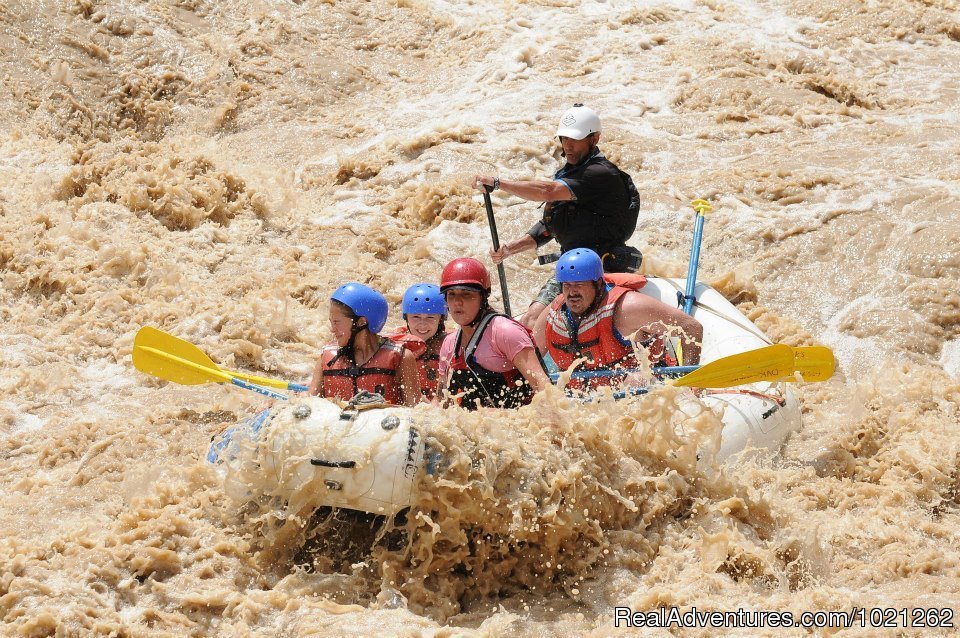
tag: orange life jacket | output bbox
[385,327,449,401]
[320,338,405,404]
[546,273,674,390]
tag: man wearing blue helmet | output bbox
[384,283,451,401]
[533,249,702,391]
[308,282,421,406]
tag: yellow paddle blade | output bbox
[670,344,795,389]
[791,345,835,382]
[133,341,231,385]
[133,326,292,390]
[134,326,219,381]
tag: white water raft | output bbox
[209,278,800,515]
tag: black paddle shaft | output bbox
[482,186,512,316]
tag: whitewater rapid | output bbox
[1,0,959,635]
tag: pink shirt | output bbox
[438,316,535,379]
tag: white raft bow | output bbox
[211,395,426,517]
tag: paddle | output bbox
[669,343,795,388]
[680,199,713,315]
[579,345,833,399]
[792,345,835,382]
[483,185,512,316]
[549,365,698,382]
[133,342,289,399]
[132,326,305,397]
[549,344,796,389]
[550,346,834,383]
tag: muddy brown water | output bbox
[1,0,959,635]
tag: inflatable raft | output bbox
[208,277,801,515]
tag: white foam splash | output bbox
[940,339,960,380]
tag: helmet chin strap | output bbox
[428,325,446,348]
[331,318,369,366]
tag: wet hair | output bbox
[432,318,448,343]
[329,299,372,366]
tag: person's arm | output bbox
[307,357,325,396]
[615,292,703,365]
[512,348,550,392]
[434,337,454,406]
[488,317,551,393]
[532,305,549,354]
[397,349,422,406]
[490,233,537,264]
[473,175,573,202]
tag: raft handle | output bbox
[761,405,781,420]
[310,459,357,468]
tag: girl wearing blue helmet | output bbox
[308,282,421,406]
[385,283,450,401]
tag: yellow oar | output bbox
[132,326,308,391]
[133,327,221,385]
[790,345,835,382]
[557,344,834,388]
[132,342,288,399]
[133,342,232,385]
[670,344,796,389]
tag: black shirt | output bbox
[526,149,640,256]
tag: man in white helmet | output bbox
[473,104,642,329]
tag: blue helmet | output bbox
[330,282,389,334]
[556,248,604,283]
[402,283,446,317]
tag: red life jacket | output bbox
[446,313,543,410]
[320,338,406,404]
[546,273,674,390]
[385,326,449,401]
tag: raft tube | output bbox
[210,398,425,517]
[641,277,801,462]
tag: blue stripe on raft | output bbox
[207,408,271,464]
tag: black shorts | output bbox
[534,277,563,307]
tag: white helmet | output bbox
[556,103,601,140]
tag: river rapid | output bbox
[1,0,959,635]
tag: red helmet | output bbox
[440,257,491,292]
